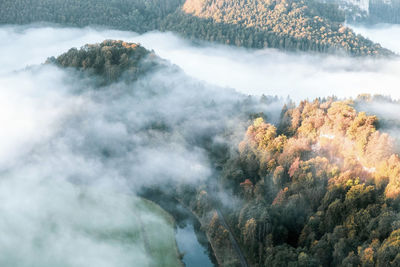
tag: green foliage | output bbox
[48,40,158,84]
[0,0,182,33]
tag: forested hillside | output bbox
[175,0,389,55]
[203,97,400,266]
[325,0,400,24]
[369,0,400,24]
[0,0,183,33]
[0,0,393,56]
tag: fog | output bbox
[1,23,400,266]
[0,24,266,266]
[351,23,400,54]
[2,24,400,101]
[0,65,181,266]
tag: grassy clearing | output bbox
[81,194,182,267]
[135,198,183,267]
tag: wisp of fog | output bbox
[2,24,400,101]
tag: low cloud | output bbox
[0,24,270,266]
[2,24,400,101]
[1,23,400,266]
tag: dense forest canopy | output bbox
[0,0,183,33]
[47,40,160,84]
[203,97,400,266]
[0,0,393,55]
[178,0,390,55]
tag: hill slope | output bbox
[208,97,400,266]
[0,0,182,33]
[0,0,393,56]
[168,0,390,55]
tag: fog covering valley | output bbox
[2,24,400,100]
[0,24,271,266]
[1,23,400,267]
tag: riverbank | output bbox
[175,194,242,267]
[140,188,243,267]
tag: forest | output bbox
[1,0,400,263]
[0,0,183,33]
[54,40,400,266]
[0,0,393,56]
[191,96,400,266]
[47,40,159,84]
[369,0,400,24]
[176,0,390,55]
[330,0,400,24]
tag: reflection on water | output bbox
[175,211,215,267]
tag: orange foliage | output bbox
[242,99,400,199]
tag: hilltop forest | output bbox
[0,0,393,56]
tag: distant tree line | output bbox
[369,0,400,24]
[0,0,183,33]
[178,0,391,55]
[0,0,393,56]
[326,0,400,24]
